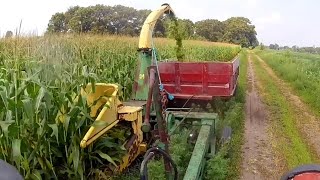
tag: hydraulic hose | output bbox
[140,147,178,180]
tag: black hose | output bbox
[140,152,155,180]
[182,95,195,108]
[140,147,178,180]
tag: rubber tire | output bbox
[0,159,23,180]
[280,164,320,180]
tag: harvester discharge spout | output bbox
[138,3,175,50]
[133,3,175,101]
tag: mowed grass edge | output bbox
[254,49,320,117]
[251,53,316,171]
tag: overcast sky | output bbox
[0,0,318,47]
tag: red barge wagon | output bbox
[158,56,240,101]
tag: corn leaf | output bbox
[5,110,12,122]
[77,163,84,180]
[63,115,70,131]
[94,138,118,149]
[45,158,53,170]
[37,157,46,170]
[0,120,14,137]
[92,120,109,127]
[73,146,80,172]
[0,111,3,121]
[15,83,28,98]
[68,150,73,166]
[7,98,16,110]
[0,79,8,86]
[37,118,47,136]
[75,115,86,130]
[35,87,46,113]
[0,86,8,110]
[96,150,117,166]
[22,98,34,120]
[12,139,21,159]
[50,146,63,158]
[69,106,80,118]
[48,124,59,144]
[21,157,30,173]
[29,169,42,180]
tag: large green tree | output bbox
[221,17,258,47]
[68,7,95,33]
[47,12,67,33]
[179,19,194,39]
[194,19,224,41]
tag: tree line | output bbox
[46,4,259,47]
[262,43,320,54]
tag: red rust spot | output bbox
[127,136,139,164]
[133,81,138,92]
[144,68,149,84]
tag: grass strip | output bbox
[254,49,320,117]
[251,54,315,170]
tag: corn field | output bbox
[0,34,240,179]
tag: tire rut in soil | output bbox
[240,53,277,180]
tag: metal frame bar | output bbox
[183,119,215,180]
